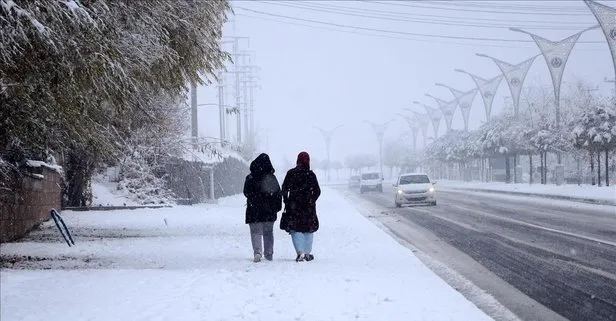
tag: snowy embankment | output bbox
[1,188,493,321]
[91,174,139,207]
[438,180,616,205]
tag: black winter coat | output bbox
[280,166,321,233]
[243,154,282,224]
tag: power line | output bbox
[427,1,592,13]
[234,13,604,52]
[367,1,592,16]
[269,1,594,26]
[259,1,594,31]
[235,7,605,44]
[235,13,530,49]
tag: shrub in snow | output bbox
[117,150,173,205]
[571,100,616,152]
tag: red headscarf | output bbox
[296,151,310,169]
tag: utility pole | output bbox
[239,61,260,139]
[223,36,250,143]
[217,70,226,146]
[190,81,198,150]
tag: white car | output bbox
[393,173,437,207]
[360,172,383,193]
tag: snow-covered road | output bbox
[1,189,494,321]
[345,183,616,321]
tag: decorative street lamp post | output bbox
[314,125,343,182]
[455,70,504,122]
[435,83,478,132]
[476,54,538,118]
[585,0,616,95]
[510,26,597,185]
[404,109,431,149]
[425,94,458,133]
[396,114,420,152]
[365,120,393,178]
[476,54,539,184]
[413,101,442,140]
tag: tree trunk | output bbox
[540,152,546,184]
[529,154,533,185]
[577,156,581,186]
[513,153,518,183]
[544,152,548,184]
[539,152,543,184]
[488,157,492,182]
[606,149,610,187]
[590,150,596,186]
[505,156,511,183]
[596,150,602,187]
[65,149,96,207]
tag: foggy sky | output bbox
[194,0,615,169]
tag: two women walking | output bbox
[243,151,321,263]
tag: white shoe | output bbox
[254,254,262,263]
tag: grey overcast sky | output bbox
[194,0,615,169]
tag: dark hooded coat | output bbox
[243,153,282,224]
[280,153,321,233]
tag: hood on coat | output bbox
[296,151,310,170]
[250,153,275,175]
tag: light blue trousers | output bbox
[290,231,314,254]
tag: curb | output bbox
[441,187,616,206]
[62,205,173,211]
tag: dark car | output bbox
[348,175,360,189]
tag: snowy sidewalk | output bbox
[1,188,493,321]
[438,180,616,206]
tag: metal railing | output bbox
[50,208,75,247]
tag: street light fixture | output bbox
[455,69,504,122]
[435,83,478,132]
[403,108,430,148]
[476,53,539,118]
[425,93,457,133]
[413,101,442,139]
[396,113,420,152]
[584,0,616,95]
[364,120,394,178]
[509,26,597,185]
[314,125,343,182]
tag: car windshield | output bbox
[399,175,430,184]
[361,173,379,180]
[350,176,360,181]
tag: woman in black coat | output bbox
[280,151,321,262]
[244,153,282,262]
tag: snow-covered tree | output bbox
[345,154,378,174]
[571,98,616,186]
[330,160,343,179]
[1,0,232,204]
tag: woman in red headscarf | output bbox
[280,151,321,262]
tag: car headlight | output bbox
[397,189,404,194]
[428,187,435,193]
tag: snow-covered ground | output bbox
[438,180,616,204]
[90,175,139,207]
[1,188,493,321]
